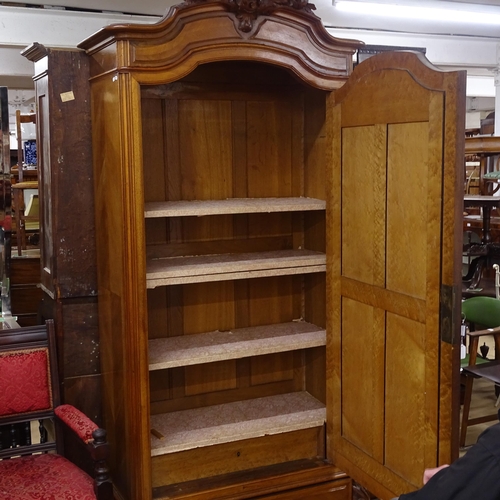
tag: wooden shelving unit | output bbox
[145,191,328,471]
[137,55,332,491]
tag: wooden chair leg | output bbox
[18,215,26,255]
[460,374,475,447]
[13,188,26,256]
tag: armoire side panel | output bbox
[23,46,102,428]
[90,73,152,499]
[32,49,97,299]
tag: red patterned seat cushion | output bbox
[0,348,51,416]
[0,453,96,499]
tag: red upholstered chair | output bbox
[0,320,112,500]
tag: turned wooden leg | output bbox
[460,374,474,447]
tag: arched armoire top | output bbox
[336,50,463,103]
[77,0,363,90]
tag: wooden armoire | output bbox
[78,1,465,499]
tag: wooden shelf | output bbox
[146,249,326,288]
[144,197,326,218]
[149,321,326,370]
[150,392,326,456]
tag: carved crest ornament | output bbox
[186,0,317,32]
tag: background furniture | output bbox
[14,110,37,183]
[462,137,500,297]
[463,195,500,245]
[0,86,12,319]
[0,320,112,499]
[78,2,465,499]
[10,254,42,326]
[464,135,500,197]
[461,362,500,430]
[12,110,38,256]
[462,196,500,296]
[22,44,101,423]
[460,296,500,447]
[12,180,38,256]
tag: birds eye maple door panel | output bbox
[327,51,465,499]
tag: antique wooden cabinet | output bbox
[20,45,102,422]
[78,1,465,499]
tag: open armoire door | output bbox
[326,51,465,499]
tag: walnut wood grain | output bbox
[81,2,464,499]
[78,0,360,91]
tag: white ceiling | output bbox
[1,1,499,94]
[2,0,500,40]
[8,0,176,16]
[13,0,500,17]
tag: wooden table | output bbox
[464,195,500,244]
[463,196,500,292]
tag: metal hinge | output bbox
[440,284,457,345]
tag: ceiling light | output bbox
[334,1,500,25]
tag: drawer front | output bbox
[260,478,351,499]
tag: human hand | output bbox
[423,464,449,484]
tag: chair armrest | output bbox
[55,404,98,444]
[55,404,110,461]
[55,404,113,499]
[466,325,500,338]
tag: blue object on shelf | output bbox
[24,139,37,166]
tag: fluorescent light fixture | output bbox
[334,1,500,25]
